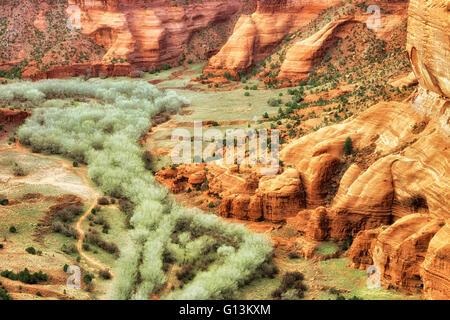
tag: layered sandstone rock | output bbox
[278,16,355,81]
[348,228,382,270]
[70,0,242,69]
[216,167,306,222]
[372,214,444,292]
[406,0,449,98]
[340,0,449,298]
[157,164,305,222]
[421,223,450,300]
[205,0,342,73]
[14,0,245,79]
[406,0,449,135]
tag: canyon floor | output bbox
[0,0,447,301]
[0,65,420,300]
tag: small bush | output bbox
[12,162,28,176]
[288,252,300,259]
[343,137,353,156]
[9,226,16,233]
[0,288,11,300]
[25,247,36,255]
[271,288,283,298]
[267,98,280,107]
[271,271,307,300]
[83,273,94,285]
[99,269,112,280]
[55,204,83,223]
[52,222,78,239]
[61,243,77,254]
[97,197,109,205]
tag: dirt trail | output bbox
[14,141,114,277]
[217,163,246,183]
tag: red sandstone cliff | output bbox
[205,0,343,74]
[0,0,251,79]
[158,0,450,299]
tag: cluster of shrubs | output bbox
[54,204,83,223]
[0,282,11,300]
[329,288,363,300]
[1,269,48,284]
[15,78,273,300]
[267,98,282,107]
[271,271,308,299]
[86,230,119,256]
[61,243,77,254]
[25,246,42,255]
[51,222,78,239]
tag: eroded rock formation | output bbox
[1,0,248,79]
[205,0,342,74]
[157,164,305,222]
[201,0,449,298]
[69,0,242,68]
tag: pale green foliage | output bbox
[0,88,13,103]
[23,89,45,103]
[14,78,272,300]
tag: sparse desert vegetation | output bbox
[0,0,447,303]
[2,78,275,300]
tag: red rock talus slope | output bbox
[205,0,342,74]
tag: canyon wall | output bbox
[202,0,449,298]
[0,0,249,79]
[277,0,409,82]
[205,0,342,74]
[205,0,409,79]
[69,0,242,68]
[340,0,449,298]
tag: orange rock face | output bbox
[157,164,305,222]
[70,0,242,69]
[345,0,450,298]
[0,108,30,127]
[277,0,410,82]
[421,224,450,300]
[2,0,247,79]
[406,0,450,135]
[278,16,355,81]
[348,228,381,271]
[206,0,342,73]
[372,215,445,292]
[406,0,449,99]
